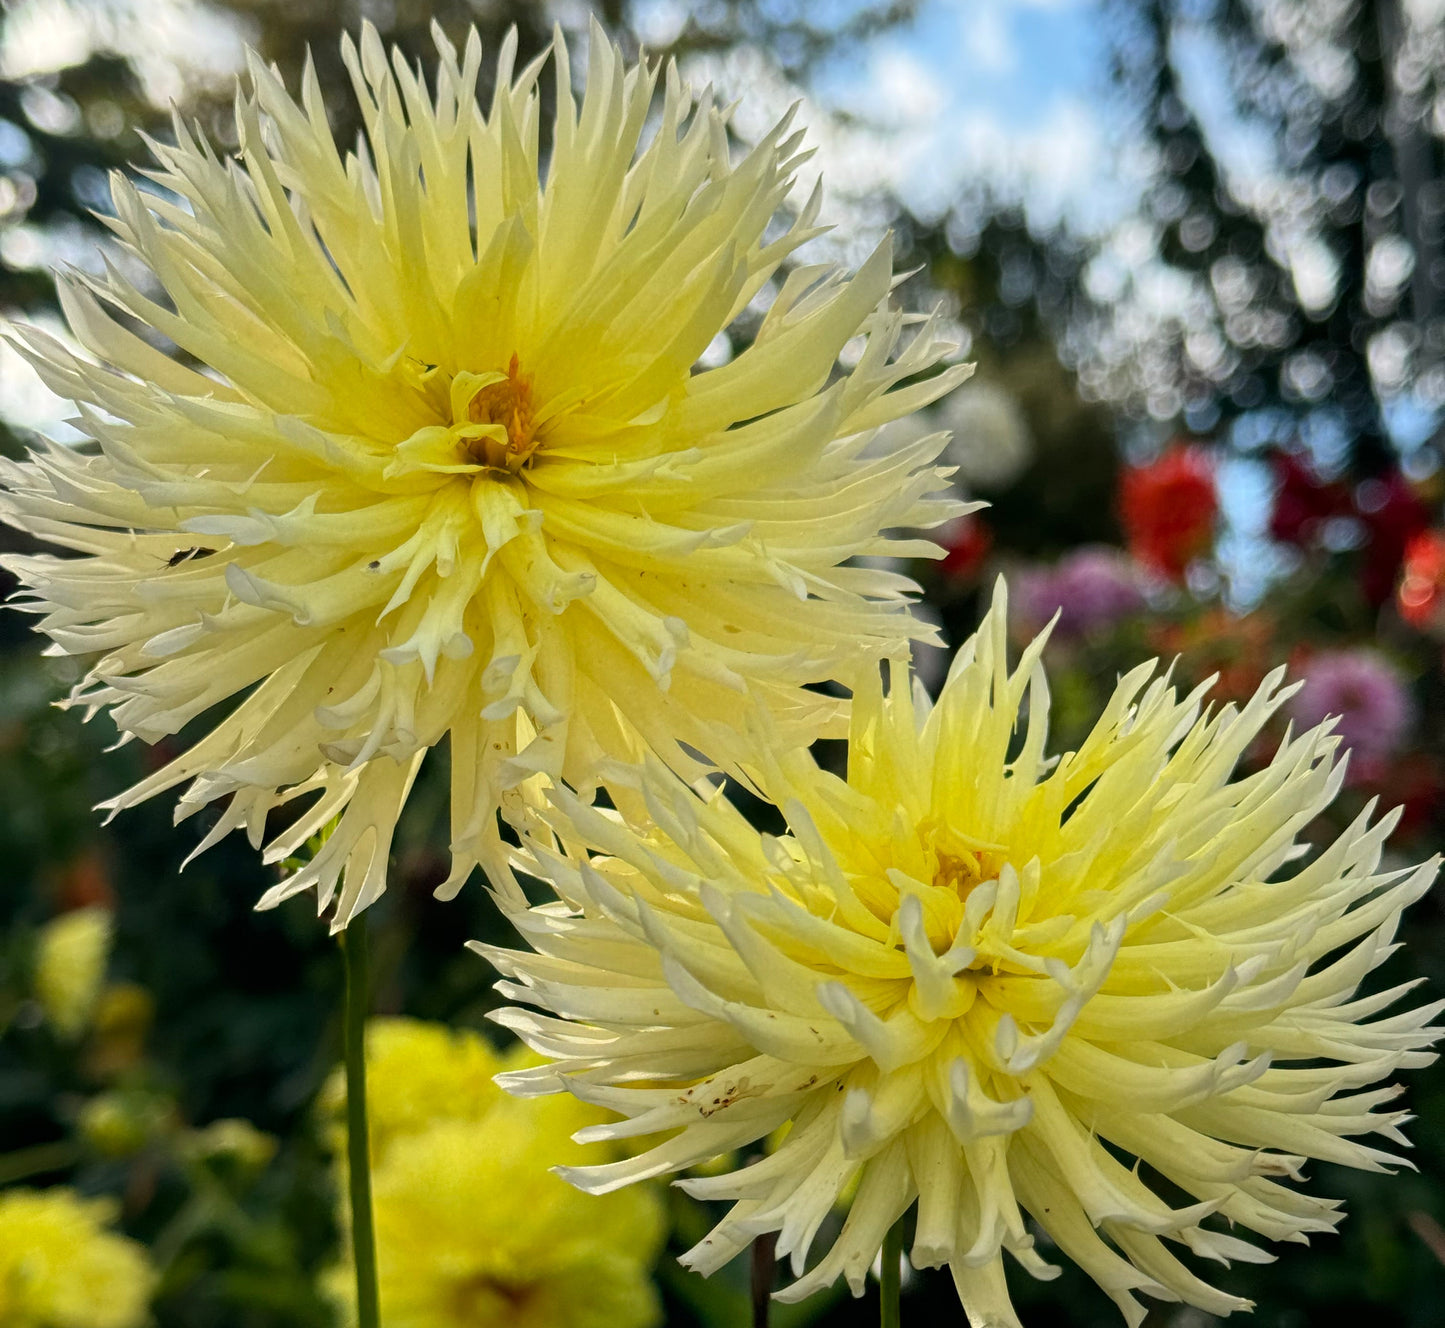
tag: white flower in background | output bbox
[485,581,1439,1326]
[939,381,1032,492]
[874,378,1032,506]
[0,22,969,928]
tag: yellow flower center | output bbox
[916,817,1009,904]
[467,353,537,470]
[934,848,1005,898]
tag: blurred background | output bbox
[3,0,1445,1324]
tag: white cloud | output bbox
[866,47,948,127]
[965,5,1016,73]
[931,97,1112,225]
[688,15,1138,261]
[947,0,1091,74]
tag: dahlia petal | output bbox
[1,24,961,925]
[489,578,1439,1322]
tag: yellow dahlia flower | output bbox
[33,905,113,1039]
[0,24,967,928]
[323,1018,665,1328]
[0,1187,155,1328]
[317,1015,507,1158]
[484,581,1441,1326]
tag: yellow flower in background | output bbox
[486,581,1441,1326]
[34,906,112,1039]
[324,1018,665,1328]
[339,1115,665,1328]
[0,21,968,930]
[318,1016,505,1158]
[0,1188,154,1328]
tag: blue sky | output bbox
[904,0,1109,124]
[792,0,1145,235]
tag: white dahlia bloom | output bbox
[483,581,1441,1326]
[0,23,968,927]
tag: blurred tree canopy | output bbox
[8,0,1445,482]
[1088,0,1445,474]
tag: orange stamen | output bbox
[467,353,537,470]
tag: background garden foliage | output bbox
[4,1,1445,1325]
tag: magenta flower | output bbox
[1013,546,1145,638]
[1289,648,1414,776]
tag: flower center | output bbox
[934,849,996,897]
[922,820,1009,901]
[452,1272,536,1318]
[467,353,537,470]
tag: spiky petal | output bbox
[487,580,1440,1326]
[0,22,968,926]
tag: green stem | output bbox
[880,1216,905,1328]
[750,1231,777,1328]
[0,1139,79,1186]
[341,915,380,1328]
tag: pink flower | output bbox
[1288,648,1414,778]
[1013,546,1145,638]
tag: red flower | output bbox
[1359,471,1430,608]
[1119,445,1217,580]
[55,848,116,912]
[1355,752,1442,842]
[1398,528,1445,630]
[938,513,993,581]
[1269,451,1351,547]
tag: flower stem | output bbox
[341,915,380,1328]
[0,1139,79,1187]
[750,1231,777,1328]
[880,1216,905,1328]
